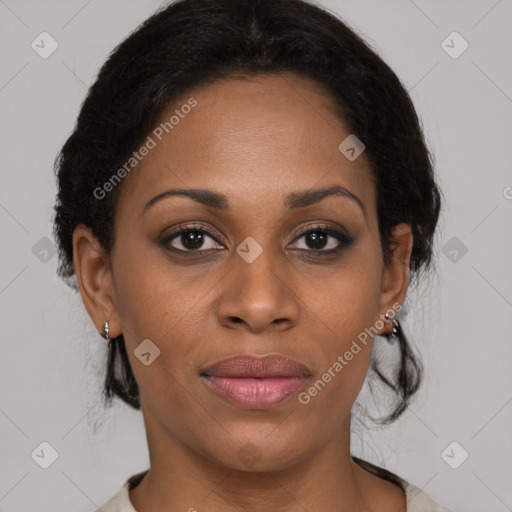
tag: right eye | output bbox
[159,226,225,254]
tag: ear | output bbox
[72,225,121,338]
[377,223,413,332]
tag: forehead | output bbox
[117,72,375,218]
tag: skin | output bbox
[73,72,412,512]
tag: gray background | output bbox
[0,0,511,511]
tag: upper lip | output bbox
[201,354,312,378]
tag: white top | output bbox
[96,469,453,512]
[96,469,452,512]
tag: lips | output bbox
[200,354,311,409]
[201,354,311,378]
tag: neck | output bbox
[128,402,405,512]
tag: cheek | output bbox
[294,247,383,407]
[110,251,214,435]
[111,234,201,339]
[110,236,222,394]
[303,245,383,343]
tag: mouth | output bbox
[200,354,311,409]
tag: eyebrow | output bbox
[143,184,366,218]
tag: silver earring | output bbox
[384,313,401,342]
[103,321,113,364]
[103,321,110,340]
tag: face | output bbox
[74,72,411,472]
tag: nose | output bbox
[215,243,300,334]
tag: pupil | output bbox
[307,231,327,249]
[183,230,204,249]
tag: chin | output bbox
[205,430,310,472]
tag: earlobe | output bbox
[378,223,413,326]
[72,225,121,338]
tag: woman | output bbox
[53,0,451,510]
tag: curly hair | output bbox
[53,0,441,455]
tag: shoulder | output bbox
[94,470,148,512]
[402,479,453,512]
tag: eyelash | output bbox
[159,224,354,257]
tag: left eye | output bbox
[289,227,352,253]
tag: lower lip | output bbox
[201,375,308,409]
